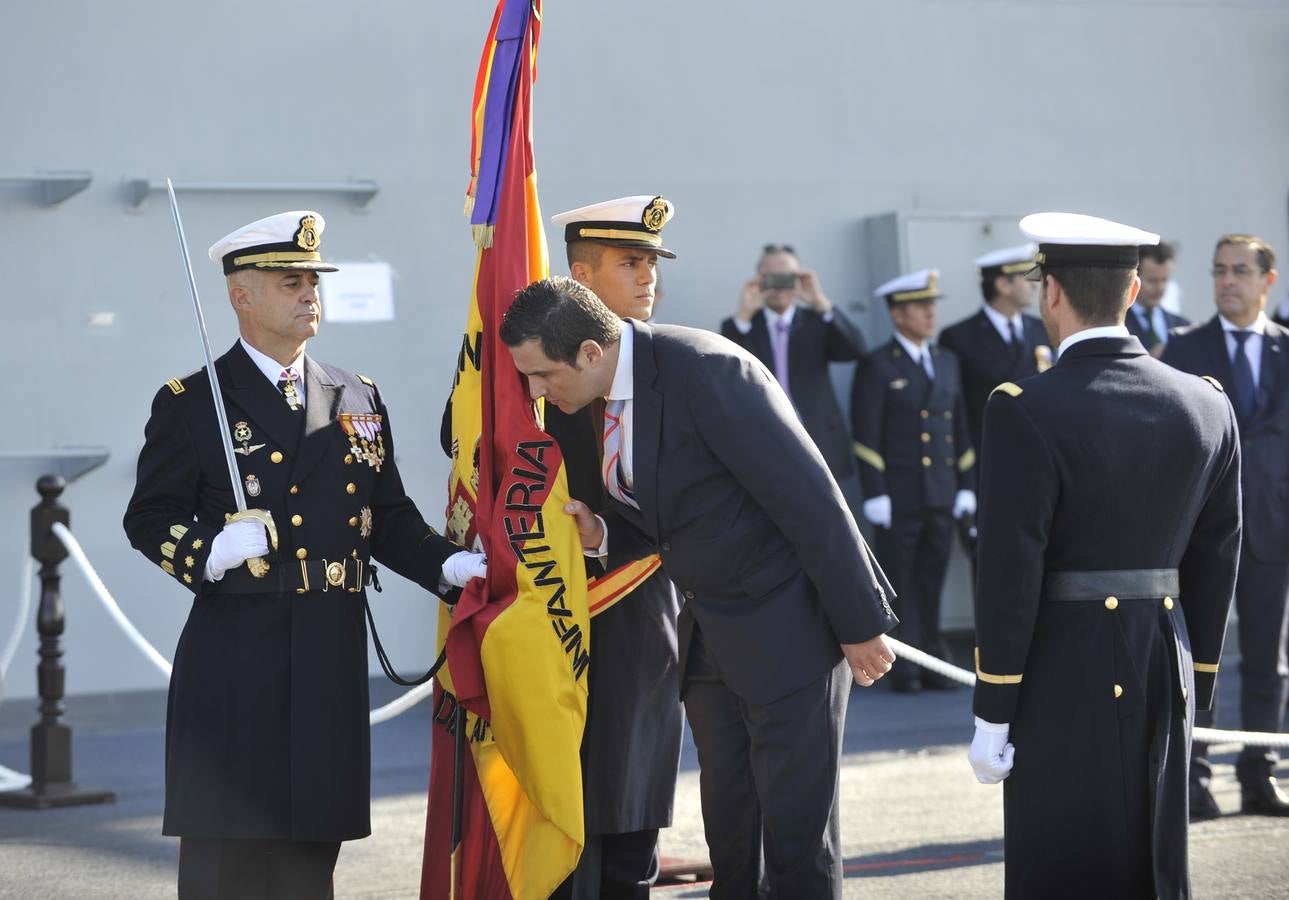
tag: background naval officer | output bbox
[852,270,976,691]
[968,213,1240,898]
[123,211,485,900]
[546,195,685,900]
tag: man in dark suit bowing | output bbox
[719,244,866,489]
[500,276,898,899]
[1162,232,1289,820]
[1126,240,1189,356]
[938,244,1052,459]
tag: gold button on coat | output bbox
[922,457,932,467]
[349,516,359,527]
[1163,597,1174,610]
[346,483,356,494]
[1114,684,1123,699]
[271,451,284,463]
[920,410,929,419]
[296,548,308,560]
[1104,596,1119,610]
[291,514,303,527]
[344,455,353,465]
[921,433,930,443]
[289,485,299,494]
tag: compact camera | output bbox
[760,272,798,291]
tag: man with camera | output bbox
[719,245,866,487]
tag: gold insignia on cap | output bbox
[641,197,669,233]
[295,215,321,251]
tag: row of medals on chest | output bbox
[231,416,385,499]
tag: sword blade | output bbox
[164,178,247,513]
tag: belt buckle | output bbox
[325,560,346,590]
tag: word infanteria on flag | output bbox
[420,2,592,898]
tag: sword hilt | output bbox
[225,508,279,579]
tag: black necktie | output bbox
[1229,331,1256,422]
[1009,319,1024,361]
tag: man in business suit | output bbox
[852,269,976,692]
[969,213,1240,899]
[500,276,898,899]
[1126,240,1189,356]
[123,211,484,899]
[938,244,1052,459]
[1162,232,1289,820]
[719,245,866,486]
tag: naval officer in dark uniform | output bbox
[546,196,684,900]
[968,213,1241,899]
[852,270,976,691]
[124,211,485,900]
[938,244,1052,459]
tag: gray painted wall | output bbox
[2,0,1286,698]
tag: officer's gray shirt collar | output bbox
[240,337,307,407]
[1056,324,1130,359]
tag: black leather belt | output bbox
[1043,568,1179,602]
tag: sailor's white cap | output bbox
[208,210,338,275]
[551,195,676,258]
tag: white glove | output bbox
[204,518,270,582]
[862,495,892,529]
[441,550,487,588]
[953,489,977,520]
[968,717,1015,784]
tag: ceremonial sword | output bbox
[165,178,278,577]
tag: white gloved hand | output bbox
[968,717,1015,785]
[953,489,977,520]
[441,550,488,588]
[862,495,892,529]
[204,518,271,582]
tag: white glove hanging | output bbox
[968,717,1015,785]
[862,495,892,529]
[953,489,977,520]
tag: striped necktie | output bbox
[602,398,638,509]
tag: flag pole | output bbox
[449,703,467,899]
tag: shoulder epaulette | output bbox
[1201,375,1224,393]
[165,378,186,396]
[357,374,375,387]
[991,381,1023,398]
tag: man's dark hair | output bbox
[500,276,621,365]
[565,239,606,271]
[1046,266,1137,325]
[1138,241,1176,266]
[1215,234,1277,274]
[980,272,1017,304]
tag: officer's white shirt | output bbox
[1131,304,1172,346]
[1218,311,1267,388]
[606,321,635,489]
[893,331,935,379]
[1056,324,1130,359]
[240,338,307,408]
[981,303,1024,345]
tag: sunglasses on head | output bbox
[762,244,796,255]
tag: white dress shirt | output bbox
[731,302,833,335]
[1219,312,1267,388]
[894,331,935,379]
[606,321,635,490]
[240,338,307,408]
[1056,324,1130,359]
[981,303,1023,345]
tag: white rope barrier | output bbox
[884,636,1289,749]
[0,554,36,792]
[47,523,436,726]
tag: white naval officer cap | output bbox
[208,210,339,276]
[551,195,677,258]
[1019,213,1159,282]
[974,243,1038,276]
[873,268,943,305]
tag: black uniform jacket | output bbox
[851,339,976,512]
[1163,315,1289,563]
[719,306,865,482]
[124,341,457,842]
[937,309,1051,456]
[602,321,897,706]
[973,336,1240,898]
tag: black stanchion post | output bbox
[0,475,114,809]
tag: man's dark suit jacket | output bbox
[719,306,865,481]
[604,320,897,705]
[1163,315,1289,564]
[1125,305,1190,349]
[937,309,1051,456]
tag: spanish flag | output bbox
[420,2,589,898]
